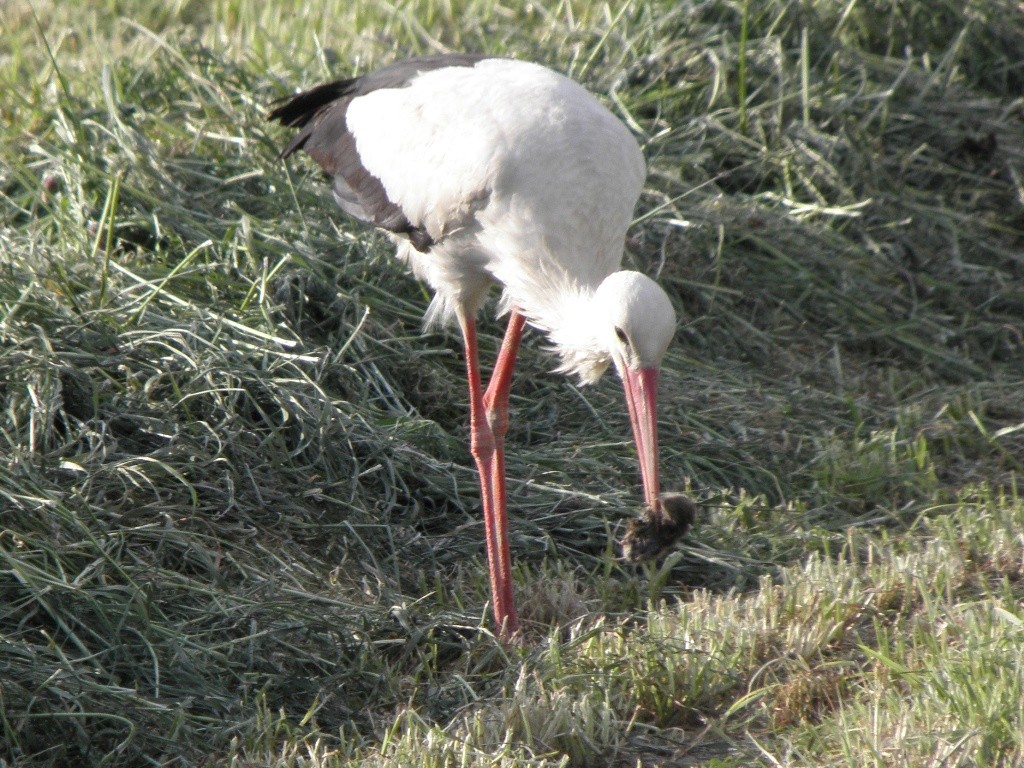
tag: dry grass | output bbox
[2,0,1023,765]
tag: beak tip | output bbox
[620,493,698,562]
[623,366,662,509]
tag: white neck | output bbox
[499,281,611,385]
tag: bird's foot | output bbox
[619,493,698,563]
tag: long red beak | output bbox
[622,366,661,508]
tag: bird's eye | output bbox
[614,326,630,347]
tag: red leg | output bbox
[459,313,521,638]
[483,312,526,420]
[481,312,525,632]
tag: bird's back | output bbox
[348,59,644,323]
[271,57,646,328]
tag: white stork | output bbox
[269,55,684,638]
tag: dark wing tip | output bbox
[267,79,358,160]
[266,79,356,128]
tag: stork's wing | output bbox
[267,54,489,252]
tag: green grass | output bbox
[2,0,1023,765]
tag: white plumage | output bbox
[346,60,653,377]
[270,55,676,637]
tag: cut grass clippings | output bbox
[2,0,1023,766]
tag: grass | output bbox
[2,0,1023,765]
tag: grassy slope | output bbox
[2,0,1023,765]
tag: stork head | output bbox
[594,271,676,509]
